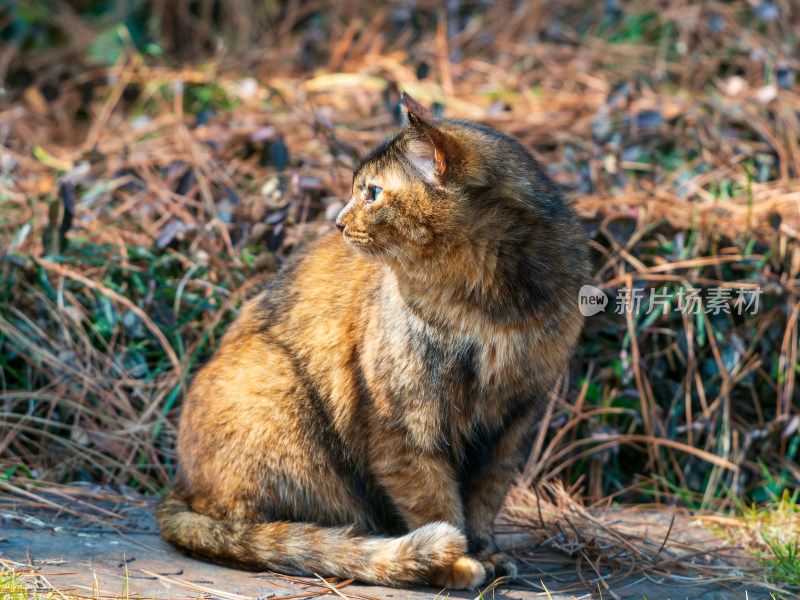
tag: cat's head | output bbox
[335,93,483,264]
[335,92,576,276]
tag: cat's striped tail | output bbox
[157,492,485,590]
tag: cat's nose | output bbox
[335,219,345,231]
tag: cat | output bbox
[158,92,589,590]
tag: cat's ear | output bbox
[399,91,437,126]
[399,92,457,183]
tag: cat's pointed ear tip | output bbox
[399,91,433,123]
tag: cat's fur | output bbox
[158,93,589,589]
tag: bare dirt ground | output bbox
[0,486,759,600]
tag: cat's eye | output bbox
[366,186,383,204]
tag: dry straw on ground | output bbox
[0,480,795,598]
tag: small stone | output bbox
[261,176,280,197]
[722,76,747,97]
[193,249,209,266]
[755,84,778,104]
[238,78,258,99]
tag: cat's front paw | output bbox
[479,551,518,583]
[430,556,486,590]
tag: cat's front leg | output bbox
[375,450,465,528]
[369,431,485,589]
[463,466,519,582]
[369,422,466,529]
[461,415,535,582]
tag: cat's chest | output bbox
[369,315,532,436]
[359,285,544,449]
[406,317,533,393]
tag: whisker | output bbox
[372,234,422,272]
[371,237,413,278]
[382,239,421,270]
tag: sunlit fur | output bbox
[158,93,589,590]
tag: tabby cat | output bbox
[158,92,589,590]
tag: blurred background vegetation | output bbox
[0,0,798,520]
